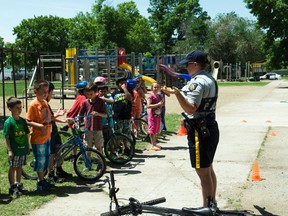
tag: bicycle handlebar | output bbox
[100,197,166,216]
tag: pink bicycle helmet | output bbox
[94,76,107,84]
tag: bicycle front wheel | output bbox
[73,149,106,181]
[104,133,135,165]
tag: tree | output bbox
[148,0,210,53]
[91,1,154,53]
[13,15,71,53]
[68,12,99,49]
[244,0,288,69]
[204,12,264,63]
[127,17,155,53]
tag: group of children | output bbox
[2,75,169,196]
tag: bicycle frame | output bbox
[54,135,91,169]
[55,116,92,169]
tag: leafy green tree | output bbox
[90,0,155,53]
[244,0,288,69]
[148,0,209,53]
[127,17,155,53]
[13,15,71,53]
[12,15,71,70]
[204,12,264,63]
[68,12,99,49]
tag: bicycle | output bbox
[101,171,256,216]
[22,116,107,181]
[59,120,135,165]
[103,124,135,165]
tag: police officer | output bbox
[167,50,219,209]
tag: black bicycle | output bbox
[103,124,135,165]
[101,171,256,216]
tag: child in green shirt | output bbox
[3,97,30,196]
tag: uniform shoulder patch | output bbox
[189,83,198,91]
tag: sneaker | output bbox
[56,167,73,178]
[9,184,22,197]
[124,148,131,156]
[206,198,218,212]
[42,179,55,188]
[36,181,47,191]
[36,179,55,191]
[16,183,28,194]
[210,200,218,212]
[48,171,59,183]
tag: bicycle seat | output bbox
[182,207,213,215]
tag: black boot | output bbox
[56,166,72,178]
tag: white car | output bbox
[259,73,282,80]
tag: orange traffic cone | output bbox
[268,132,277,136]
[251,160,264,181]
[177,120,187,136]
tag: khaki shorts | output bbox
[84,130,104,150]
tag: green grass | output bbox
[0,113,181,215]
[217,81,269,86]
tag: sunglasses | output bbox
[186,62,196,67]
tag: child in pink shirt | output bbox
[147,82,163,151]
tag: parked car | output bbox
[259,73,282,80]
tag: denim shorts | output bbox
[31,140,50,172]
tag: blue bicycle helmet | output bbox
[126,79,138,91]
[76,80,88,89]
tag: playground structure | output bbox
[1,46,266,122]
[63,48,191,91]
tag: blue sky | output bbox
[1,0,255,43]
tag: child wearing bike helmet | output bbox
[79,83,107,153]
[111,77,134,134]
[94,76,108,85]
[64,80,88,160]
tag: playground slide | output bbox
[159,64,191,81]
[119,63,156,84]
